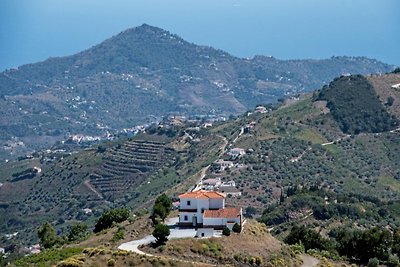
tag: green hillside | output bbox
[317,75,398,134]
[0,24,395,160]
[0,127,225,247]
[1,72,400,266]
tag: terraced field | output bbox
[89,140,175,200]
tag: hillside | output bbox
[1,72,400,266]
[0,24,395,160]
[317,74,398,134]
[0,128,225,247]
[205,72,400,234]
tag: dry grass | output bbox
[70,215,154,249]
[368,73,400,120]
[142,220,300,266]
[58,246,209,267]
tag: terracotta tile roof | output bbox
[179,190,225,199]
[203,207,241,218]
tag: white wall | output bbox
[196,198,210,223]
[209,198,224,209]
[179,197,197,209]
[196,228,214,237]
[179,212,196,223]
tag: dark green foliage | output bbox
[111,227,125,242]
[151,194,172,224]
[93,208,130,233]
[318,75,398,134]
[386,96,395,107]
[232,223,241,233]
[356,227,392,263]
[367,258,379,267]
[37,222,63,249]
[245,206,257,217]
[11,168,38,181]
[222,227,231,236]
[392,67,400,74]
[67,223,88,242]
[96,145,106,153]
[393,229,400,255]
[286,225,400,265]
[284,225,332,252]
[152,223,170,245]
[387,254,400,267]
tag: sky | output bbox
[0,0,399,71]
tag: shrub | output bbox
[232,223,241,233]
[222,227,231,236]
[367,258,379,267]
[107,258,116,267]
[94,208,130,233]
[111,228,125,242]
[68,223,88,242]
[387,254,400,267]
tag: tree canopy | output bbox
[37,222,62,249]
[152,223,170,245]
[94,208,130,233]
[151,194,172,224]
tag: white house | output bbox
[214,159,234,171]
[203,207,242,230]
[179,190,224,227]
[218,186,242,197]
[202,178,222,187]
[178,190,242,229]
[228,148,246,158]
[255,106,267,113]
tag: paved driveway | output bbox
[118,217,197,255]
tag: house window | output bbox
[187,200,191,206]
[201,208,204,213]
[184,215,188,221]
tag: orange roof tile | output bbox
[203,208,241,218]
[179,190,225,199]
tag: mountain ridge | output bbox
[0,24,396,160]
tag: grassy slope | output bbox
[142,220,300,267]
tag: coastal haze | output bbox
[1,0,399,71]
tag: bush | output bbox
[68,223,88,242]
[387,254,400,267]
[367,258,379,267]
[222,227,231,236]
[94,208,130,233]
[232,223,241,233]
[107,258,116,267]
[111,228,125,242]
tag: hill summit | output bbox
[0,24,396,159]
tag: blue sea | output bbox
[0,0,399,71]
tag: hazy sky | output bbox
[1,0,399,71]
